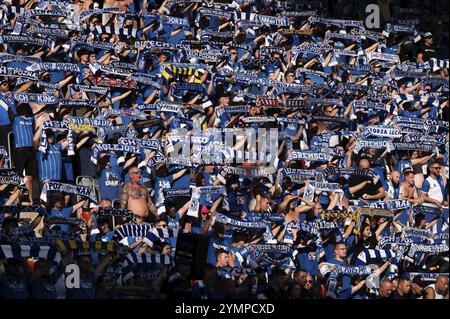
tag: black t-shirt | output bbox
[348,175,383,199]
[419,43,437,62]
[391,290,412,299]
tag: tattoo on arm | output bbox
[120,184,129,208]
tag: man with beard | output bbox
[424,275,448,299]
[386,170,401,200]
[120,166,157,223]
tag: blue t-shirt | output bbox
[66,272,95,299]
[12,115,34,147]
[31,273,60,299]
[49,207,73,233]
[0,273,30,299]
[37,143,63,181]
[98,155,122,201]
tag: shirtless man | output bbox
[120,167,156,223]
[399,170,423,205]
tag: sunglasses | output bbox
[131,171,141,175]
[306,280,313,283]
[431,167,442,170]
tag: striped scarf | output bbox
[92,26,138,38]
[0,244,61,263]
[55,240,118,255]
[161,63,206,83]
[355,248,395,266]
[121,251,173,282]
[113,224,153,242]
[143,228,178,248]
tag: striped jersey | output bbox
[37,143,63,181]
[12,115,34,147]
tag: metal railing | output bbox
[7,131,13,168]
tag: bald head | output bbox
[391,171,400,185]
[379,279,394,298]
[435,275,449,295]
[359,159,370,169]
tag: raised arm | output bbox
[172,167,188,181]
[177,199,191,219]
[72,200,87,213]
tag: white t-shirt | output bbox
[425,283,445,299]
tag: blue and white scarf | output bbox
[113,223,153,242]
[0,53,42,64]
[39,121,74,156]
[40,181,98,204]
[0,244,61,263]
[360,125,402,138]
[403,227,433,241]
[0,34,54,49]
[121,251,173,282]
[91,144,141,165]
[351,199,410,211]
[319,262,373,276]
[379,236,413,248]
[313,15,365,28]
[288,150,331,162]
[355,248,395,265]
[0,66,38,80]
[0,169,23,186]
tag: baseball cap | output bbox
[424,32,433,39]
